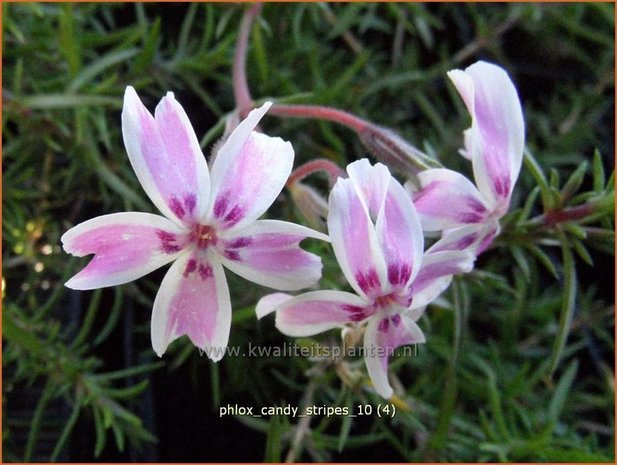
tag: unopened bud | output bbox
[359,124,441,175]
[289,182,329,232]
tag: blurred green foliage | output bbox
[2,3,614,462]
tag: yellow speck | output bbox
[26,221,36,233]
[13,243,25,255]
[389,394,412,412]
[41,244,53,255]
[34,262,44,273]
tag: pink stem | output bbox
[286,159,346,187]
[269,104,372,133]
[233,3,263,118]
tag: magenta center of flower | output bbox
[191,224,217,249]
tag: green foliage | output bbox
[3,3,614,462]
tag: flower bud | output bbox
[289,182,329,232]
[358,124,441,175]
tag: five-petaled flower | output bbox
[62,87,327,360]
[410,61,525,255]
[257,160,474,399]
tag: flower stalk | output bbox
[233,3,262,118]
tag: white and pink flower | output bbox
[257,160,474,399]
[411,61,525,254]
[62,87,327,360]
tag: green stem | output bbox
[548,230,578,376]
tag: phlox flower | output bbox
[62,87,327,360]
[257,159,474,398]
[411,61,525,254]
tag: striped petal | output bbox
[413,168,489,231]
[208,103,294,231]
[364,313,425,399]
[412,250,475,299]
[328,175,387,300]
[428,220,500,255]
[376,171,424,289]
[218,220,328,291]
[348,159,423,290]
[448,61,525,207]
[270,290,372,337]
[151,253,231,361]
[122,87,210,224]
[347,159,391,216]
[62,212,184,290]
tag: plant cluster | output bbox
[3,3,614,462]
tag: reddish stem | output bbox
[269,104,372,133]
[543,203,596,227]
[233,3,263,118]
[286,159,346,187]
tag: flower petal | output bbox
[346,159,391,217]
[364,313,425,399]
[62,212,184,290]
[375,171,424,289]
[218,220,328,290]
[271,290,371,337]
[428,220,500,255]
[412,250,475,300]
[208,102,294,231]
[151,253,231,361]
[448,61,525,206]
[410,275,453,310]
[427,224,484,253]
[255,292,294,319]
[328,176,387,299]
[347,159,423,289]
[122,87,210,224]
[413,168,490,231]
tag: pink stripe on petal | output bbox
[427,220,500,256]
[375,172,424,289]
[412,250,475,298]
[449,62,525,207]
[410,275,453,310]
[274,290,372,337]
[219,220,328,290]
[151,254,231,360]
[347,159,391,218]
[328,177,387,299]
[427,224,483,254]
[364,313,425,399]
[476,222,500,254]
[414,169,489,231]
[62,212,184,290]
[208,103,294,231]
[122,87,209,223]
